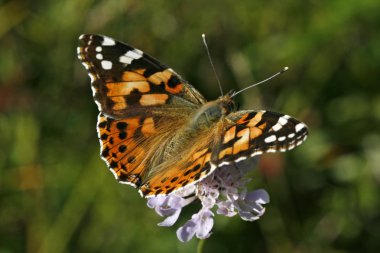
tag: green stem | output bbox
[197,239,206,253]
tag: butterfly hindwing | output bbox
[97,113,155,186]
[139,146,214,196]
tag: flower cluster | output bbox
[147,158,270,242]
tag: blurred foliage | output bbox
[0,0,379,252]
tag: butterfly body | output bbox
[187,94,232,130]
[77,34,308,197]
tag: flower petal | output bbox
[158,208,181,227]
[176,220,198,242]
[216,201,236,217]
[195,209,214,239]
[245,189,270,204]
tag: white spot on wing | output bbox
[101,60,112,70]
[272,123,282,131]
[126,49,143,59]
[295,123,306,132]
[119,55,133,64]
[119,49,143,64]
[96,53,103,60]
[102,36,116,46]
[273,115,290,132]
[96,46,102,52]
[288,133,295,138]
[264,135,277,143]
[279,116,289,125]
[278,136,286,142]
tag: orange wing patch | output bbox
[121,70,146,81]
[148,69,171,85]
[218,147,233,160]
[110,96,127,110]
[140,94,169,106]
[233,128,250,154]
[223,125,236,143]
[147,69,183,94]
[106,81,150,96]
[237,111,264,127]
[97,113,157,186]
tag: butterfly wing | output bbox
[77,34,206,187]
[77,34,206,118]
[139,110,308,197]
[217,110,308,163]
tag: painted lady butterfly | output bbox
[77,34,308,197]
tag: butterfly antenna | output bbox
[231,67,289,98]
[202,34,224,96]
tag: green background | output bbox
[1,0,379,252]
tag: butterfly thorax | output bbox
[189,95,235,131]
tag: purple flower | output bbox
[147,186,196,227]
[176,209,214,242]
[147,157,270,242]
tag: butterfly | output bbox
[77,34,308,197]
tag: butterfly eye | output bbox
[220,97,235,115]
[229,100,236,112]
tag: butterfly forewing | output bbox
[77,34,206,118]
[97,113,156,187]
[218,110,308,163]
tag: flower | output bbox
[147,186,196,227]
[176,208,214,242]
[147,157,270,242]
